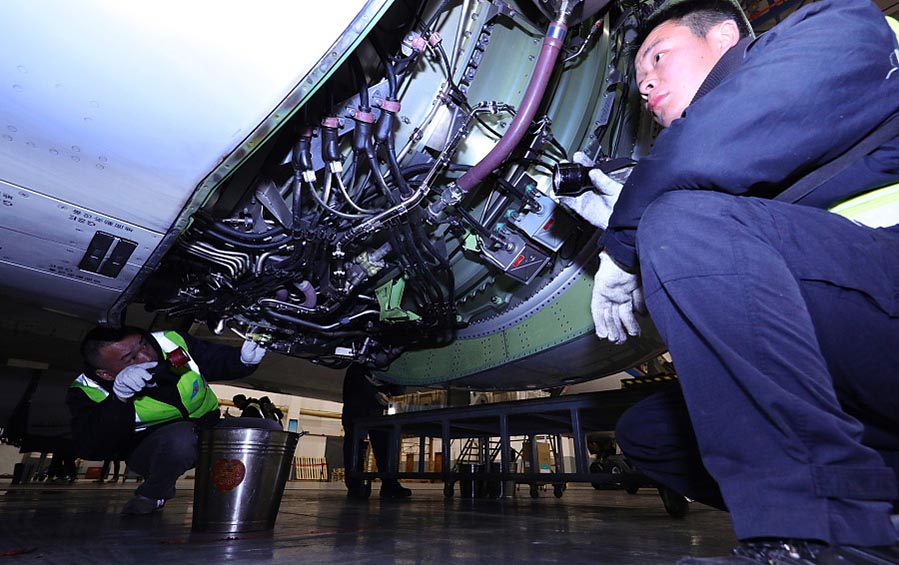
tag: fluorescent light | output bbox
[6,358,50,370]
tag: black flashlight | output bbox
[553,157,638,197]
[553,163,594,197]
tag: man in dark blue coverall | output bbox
[563,0,899,562]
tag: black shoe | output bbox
[677,540,825,564]
[346,486,370,500]
[121,495,166,516]
[380,483,412,499]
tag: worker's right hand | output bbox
[112,362,158,402]
[555,152,624,230]
[591,250,643,345]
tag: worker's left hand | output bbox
[240,340,267,365]
[556,152,624,230]
[591,250,644,344]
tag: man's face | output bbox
[635,20,731,128]
[94,333,158,381]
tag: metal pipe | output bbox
[180,241,250,277]
[335,172,376,213]
[449,0,472,77]
[307,179,367,220]
[254,249,283,274]
[260,300,379,331]
[259,297,316,315]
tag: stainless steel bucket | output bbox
[192,427,300,533]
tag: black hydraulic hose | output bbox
[433,36,453,85]
[291,175,304,231]
[384,117,412,198]
[495,176,530,202]
[291,129,315,231]
[401,224,440,303]
[350,54,370,112]
[387,228,413,273]
[355,169,380,204]
[205,220,287,242]
[321,119,341,164]
[455,206,498,246]
[407,223,447,304]
[262,307,371,337]
[340,66,392,208]
[371,38,398,99]
[412,220,444,269]
[293,130,314,172]
[389,243,433,310]
[354,121,373,156]
[371,40,410,197]
[374,101,394,147]
[392,54,415,76]
[366,148,400,205]
[423,0,450,34]
[401,162,470,179]
[350,149,371,200]
[388,227,436,309]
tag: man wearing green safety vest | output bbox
[67,325,277,516]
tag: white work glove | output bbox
[240,340,266,365]
[112,362,157,402]
[592,250,644,345]
[556,152,624,230]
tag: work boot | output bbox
[676,540,824,564]
[346,486,370,500]
[121,495,166,516]
[380,481,412,499]
[817,544,899,564]
[678,540,899,564]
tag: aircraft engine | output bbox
[135,0,667,387]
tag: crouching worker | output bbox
[67,325,279,516]
[560,0,899,562]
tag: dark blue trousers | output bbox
[342,415,398,491]
[616,191,899,546]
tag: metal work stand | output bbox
[348,388,657,500]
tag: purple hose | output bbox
[455,21,567,192]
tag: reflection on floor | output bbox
[0,480,736,564]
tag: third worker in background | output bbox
[342,364,411,499]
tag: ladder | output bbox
[455,437,503,470]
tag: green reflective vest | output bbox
[70,331,220,431]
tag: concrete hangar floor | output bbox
[0,480,736,564]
